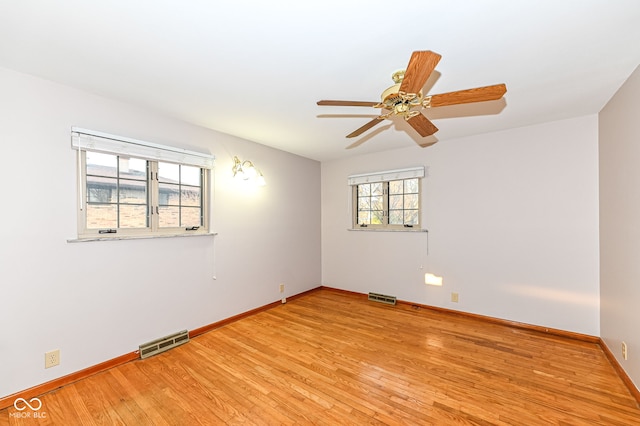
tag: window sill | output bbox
[348,228,427,233]
[67,232,218,243]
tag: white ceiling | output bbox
[1,1,639,161]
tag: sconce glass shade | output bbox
[232,156,265,185]
[425,273,443,286]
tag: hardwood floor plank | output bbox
[1,288,639,425]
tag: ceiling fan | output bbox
[317,50,506,142]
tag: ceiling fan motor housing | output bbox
[379,83,423,116]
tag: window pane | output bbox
[404,194,419,209]
[358,211,371,225]
[358,197,371,210]
[159,183,180,205]
[389,194,402,210]
[86,152,117,178]
[181,207,202,227]
[371,211,384,224]
[181,166,201,186]
[358,184,370,196]
[158,162,179,183]
[119,205,148,228]
[119,179,147,204]
[159,206,180,227]
[181,186,201,207]
[371,183,383,196]
[86,204,117,229]
[389,180,403,194]
[404,210,418,225]
[119,157,147,180]
[389,210,403,225]
[371,196,383,210]
[87,176,117,203]
[404,178,419,193]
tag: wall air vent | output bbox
[368,292,397,305]
[139,329,189,359]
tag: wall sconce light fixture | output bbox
[232,156,266,186]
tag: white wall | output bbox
[0,67,321,398]
[599,65,640,390]
[322,115,600,335]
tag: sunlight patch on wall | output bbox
[504,284,599,308]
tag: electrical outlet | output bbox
[622,342,628,360]
[45,349,60,368]
[451,292,459,303]
[279,283,285,293]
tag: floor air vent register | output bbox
[368,292,397,305]
[139,330,189,359]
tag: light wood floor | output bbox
[2,289,639,425]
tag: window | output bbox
[349,167,424,230]
[157,162,203,228]
[72,128,214,239]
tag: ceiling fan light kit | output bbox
[317,50,507,144]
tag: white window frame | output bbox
[349,166,425,231]
[71,128,215,240]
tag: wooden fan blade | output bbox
[317,100,378,107]
[346,117,385,138]
[407,113,438,137]
[428,84,507,108]
[399,50,442,94]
